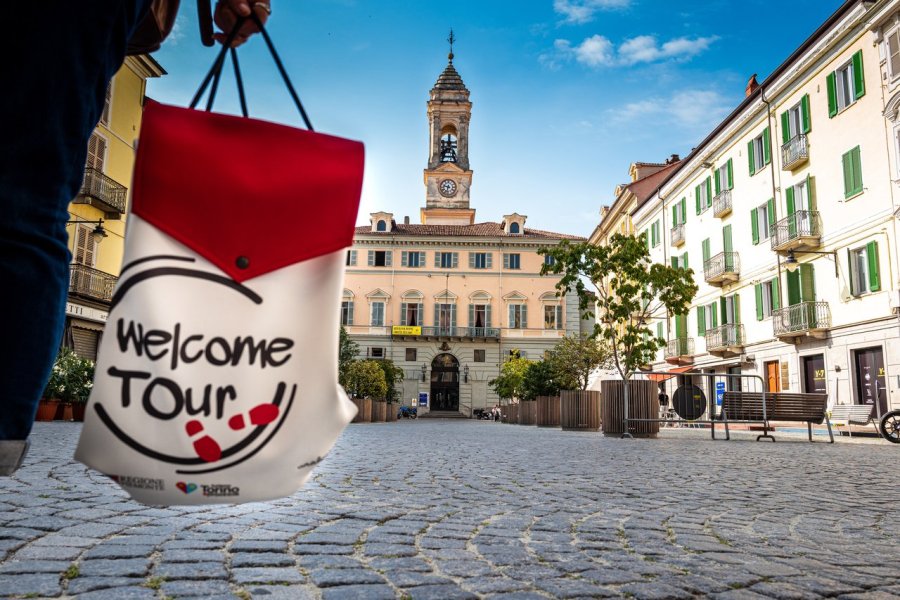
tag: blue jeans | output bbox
[0,1,151,440]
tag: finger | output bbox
[221,0,252,17]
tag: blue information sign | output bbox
[418,392,428,407]
[715,381,726,406]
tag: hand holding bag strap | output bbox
[189,14,313,131]
[197,0,214,47]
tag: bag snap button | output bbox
[236,256,250,269]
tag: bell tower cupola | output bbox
[422,30,475,226]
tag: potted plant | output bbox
[37,359,65,421]
[346,360,387,423]
[41,348,94,421]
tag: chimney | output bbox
[667,154,680,164]
[404,216,410,225]
[745,74,759,98]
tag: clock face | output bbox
[439,179,458,197]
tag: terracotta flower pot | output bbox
[36,399,61,422]
[71,403,87,422]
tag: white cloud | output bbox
[164,14,187,47]
[543,34,717,69]
[554,0,632,24]
[606,89,732,132]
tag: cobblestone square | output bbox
[1,421,898,599]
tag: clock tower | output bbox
[422,31,475,226]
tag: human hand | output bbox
[213,0,271,47]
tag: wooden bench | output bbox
[720,391,832,442]
[828,404,877,437]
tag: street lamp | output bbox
[67,218,107,243]
[464,364,469,383]
[783,249,838,277]
[421,363,427,382]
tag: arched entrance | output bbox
[430,353,460,412]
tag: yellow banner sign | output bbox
[392,326,422,336]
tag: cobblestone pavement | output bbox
[1,421,899,600]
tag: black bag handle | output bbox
[189,13,313,131]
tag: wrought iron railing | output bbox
[75,168,127,214]
[705,323,744,350]
[69,263,118,302]
[713,189,732,217]
[671,223,685,246]
[771,210,820,250]
[665,337,694,358]
[781,134,809,170]
[773,302,831,336]
[703,252,740,282]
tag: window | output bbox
[755,279,780,319]
[470,252,492,269]
[651,220,661,247]
[100,81,112,126]
[406,348,417,362]
[402,251,425,268]
[714,160,733,194]
[828,51,865,116]
[748,128,771,176]
[370,302,385,326]
[474,349,486,362]
[436,252,458,269]
[849,241,881,296]
[695,177,712,214]
[504,253,521,269]
[508,304,527,329]
[672,197,686,226]
[469,304,491,329]
[751,199,775,244]
[780,96,810,143]
[369,347,384,359]
[346,250,357,266]
[368,250,392,267]
[544,254,556,266]
[435,303,456,331]
[720,295,739,324]
[509,222,521,234]
[842,146,864,199]
[400,302,423,326]
[73,225,97,267]
[340,301,354,326]
[670,253,689,271]
[86,133,107,171]
[696,302,717,335]
[656,321,663,341]
[376,220,387,232]
[887,28,900,81]
[544,305,562,330]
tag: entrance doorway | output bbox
[765,360,781,393]
[854,347,887,419]
[430,353,460,412]
[802,354,826,394]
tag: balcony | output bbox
[703,252,740,286]
[773,301,831,340]
[391,326,501,342]
[665,337,694,365]
[713,189,732,218]
[671,223,685,247]
[771,210,821,252]
[69,264,118,303]
[781,134,809,171]
[73,168,127,218]
[705,323,744,356]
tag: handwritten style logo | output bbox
[92,255,297,476]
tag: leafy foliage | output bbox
[43,347,95,403]
[521,359,560,400]
[540,234,698,382]
[345,360,388,400]
[374,359,405,403]
[338,326,359,387]
[546,333,613,391]
[489,350,531,400]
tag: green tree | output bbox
[540,234,697,431]
[375,359,405,403]
[547,333,613,391]
[338,326,359,388]
[346,360,388,400]
[521,359,560,401]
[489,350,531,401]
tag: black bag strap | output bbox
[189,14,313,131]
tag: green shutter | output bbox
[657,322,663,340]
[697,306,706,335]
[486,305,492,328]
[844,147,863,198]
[706,177,712,206]
[714,169,721,195]
[734,294,741,324]
[468,304,475,327]
[852,50,865,100]
[852,146,863,196]
[762,127,771,165]
[781,110,791,144]
[801,94,811,133]
[787,269,801,306]
[755,284,763,321]
[748,140,756,175]
[867,241,881,292]
[842,151,852,197]
[695,185,701,214]
[681,197,687,223]
[671,256,678,269]
[675,314,685,338]
[807,175,817,211]
[672,204,677,227]
[786,186,796,238]
[702,238,711,264]
[800,263,816,302]
[772,279,781,310]
[682,252,688,271]
[767,198,776,231]
[751,208,759,245]
[723,225,733,254]
[727,159,733,190]
[827,72,838,118]
[710,303,718,327]
[400,302,408,326]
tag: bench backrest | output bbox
[829,404,872,424]
[722,391,828,423]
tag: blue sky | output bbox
[149,0,844,238]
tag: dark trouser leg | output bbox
[0,0,150,443]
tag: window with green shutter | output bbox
[831,50,865,116]
[697,305,706,335]
[657,321,663,340]
[749,130,769,175]
[842,146,863,198]
[849,241,880,295]
[702,238,711,265]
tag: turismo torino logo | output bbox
[177,481,240,497]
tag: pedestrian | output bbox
[0,0,273,475]
[658,383,669,420]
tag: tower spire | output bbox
[447,28,456,62]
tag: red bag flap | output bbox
[132,100,364,282]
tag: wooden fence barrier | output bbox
[536,395,561,427]
[560,390,601,431]
[351,397,372,423]
[600,380,659,438]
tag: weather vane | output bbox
[447,28,456,61]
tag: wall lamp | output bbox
[783,249,838,277]
[67,218,108,243]
[464,365,469,383]
[421,363,427,382]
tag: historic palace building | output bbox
[343,48,588,416]
[627,0,900,418]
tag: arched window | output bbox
[376,220,387,232]
[440,133,458,163]
[509,222,520,234]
